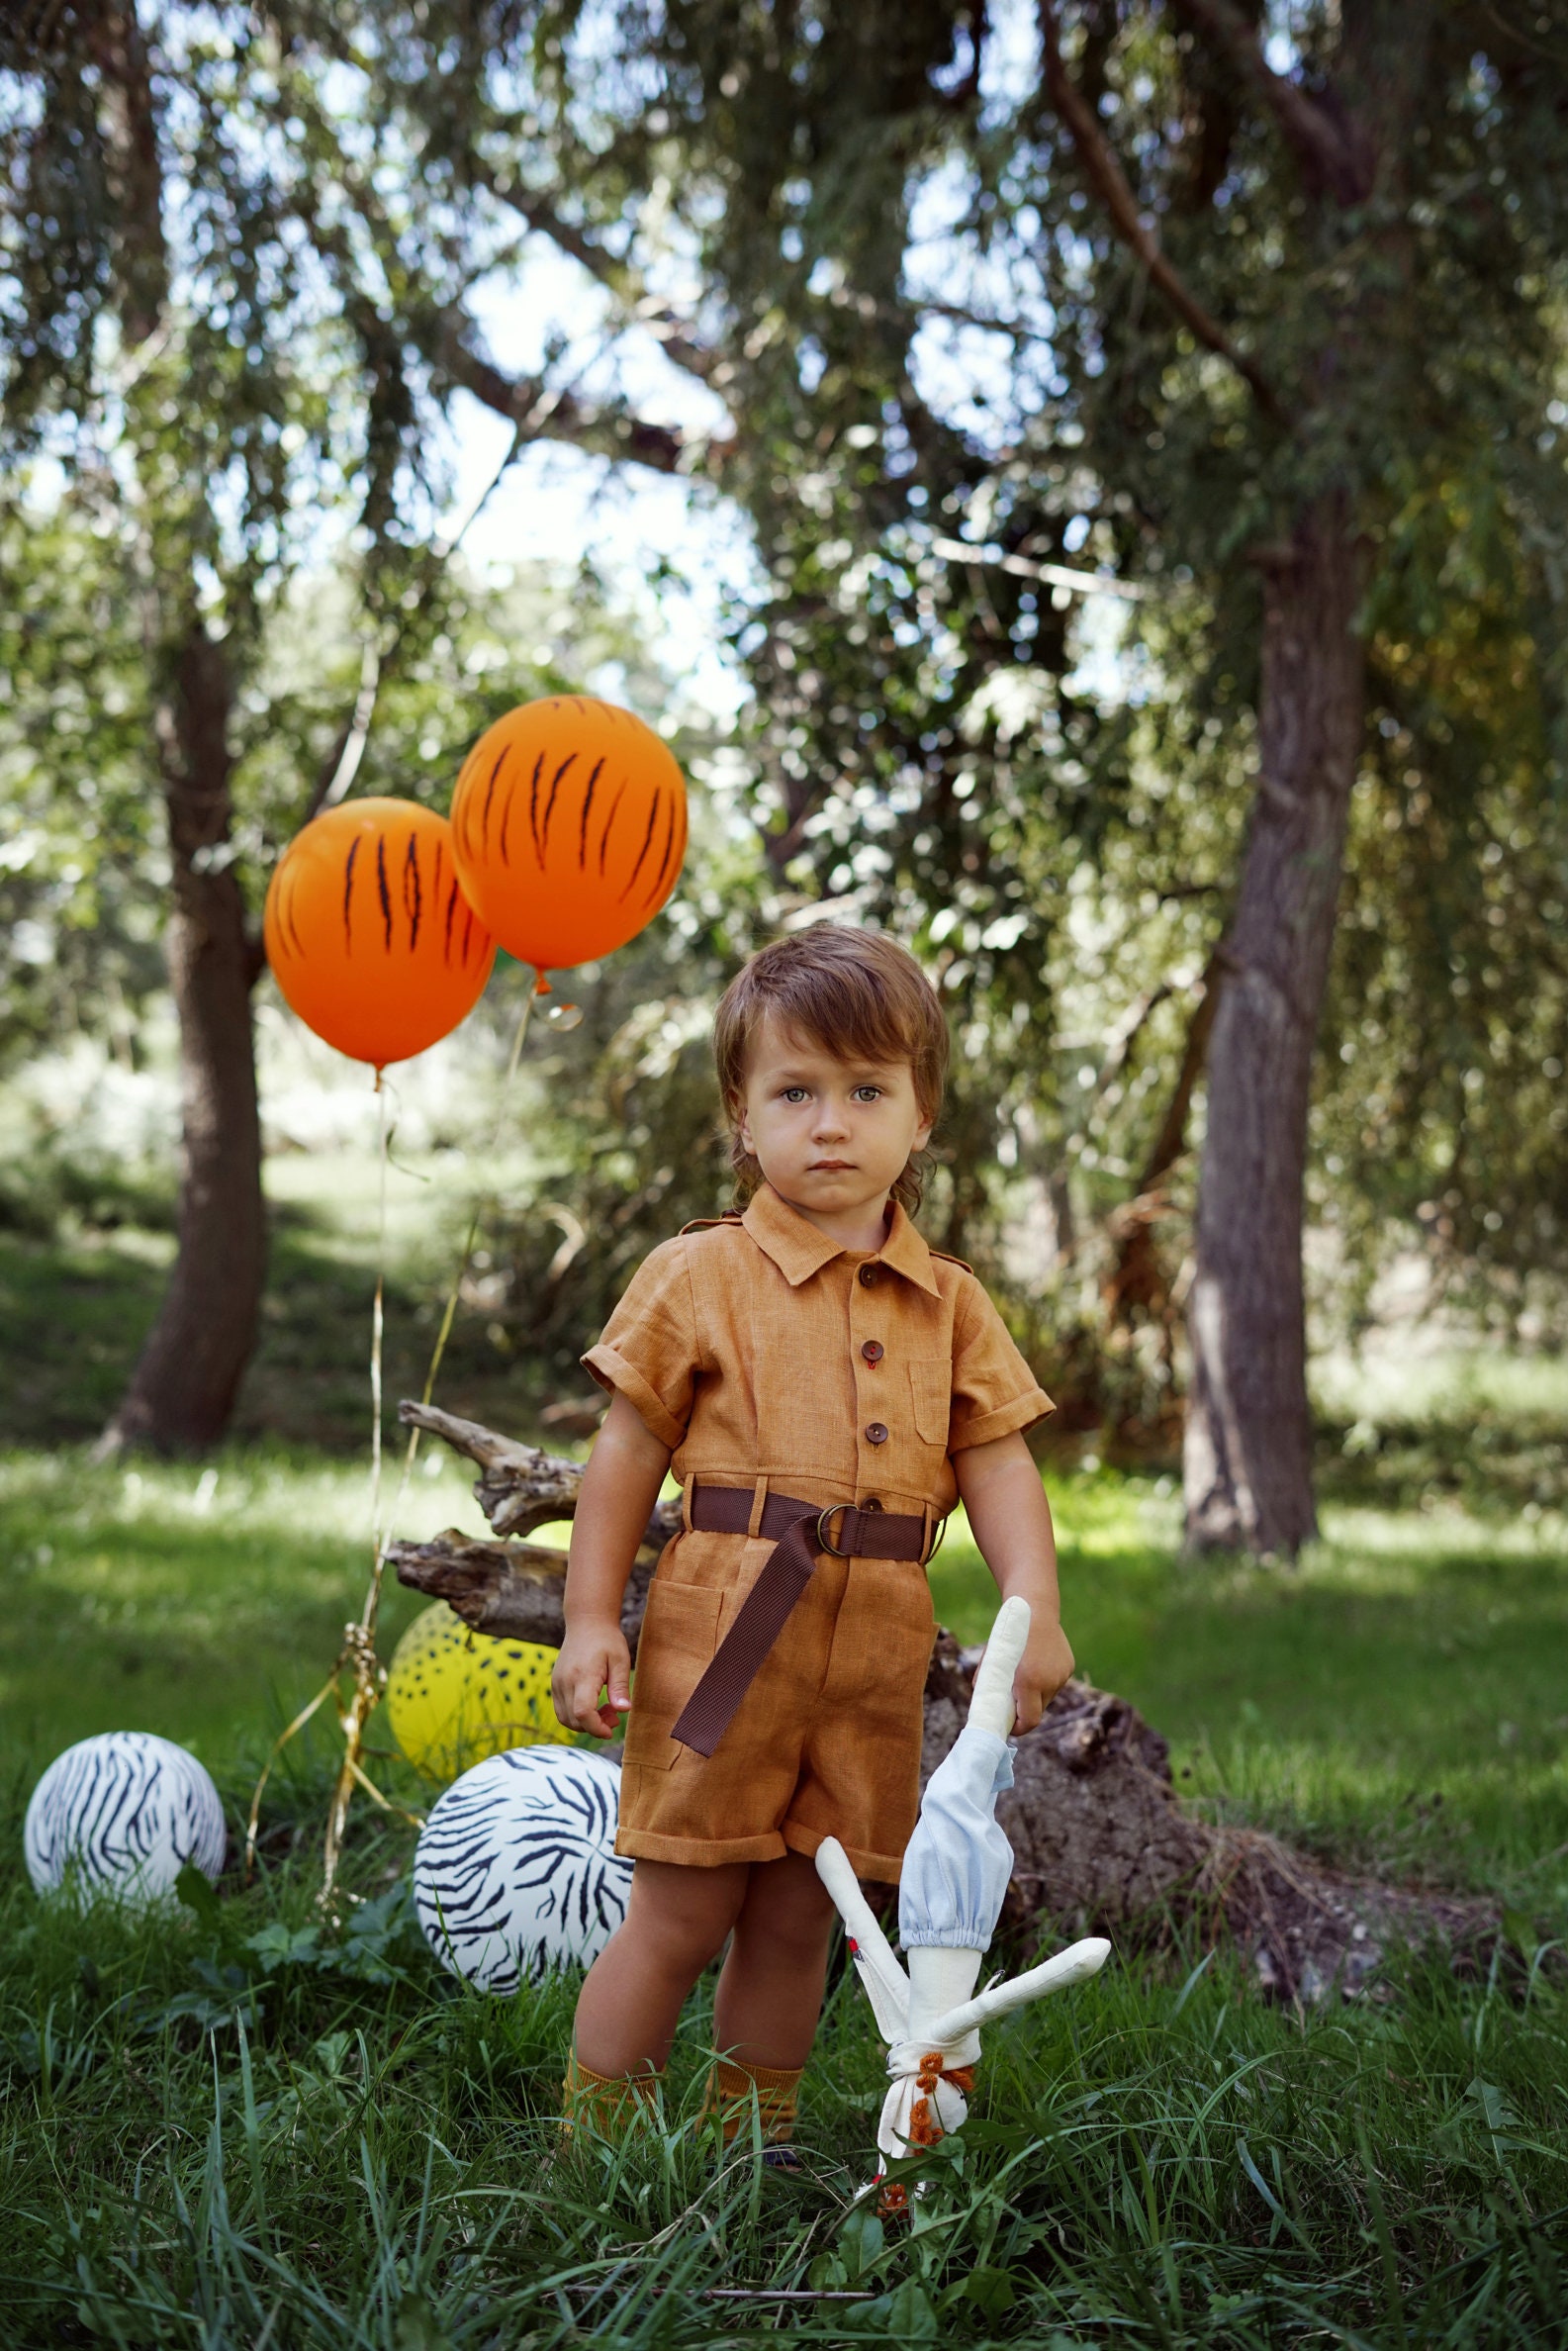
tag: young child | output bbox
[551,926,1073,2153]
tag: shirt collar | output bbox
[741,1183,941,1297]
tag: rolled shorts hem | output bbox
[614,1821,907,1880]
[614,1825,790,1867]
[781,1820,905,1884]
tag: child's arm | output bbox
[552,1391,673,1737]
[953,1432,1074,1733]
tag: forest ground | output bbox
[0,1152,1564,2344]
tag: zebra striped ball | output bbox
[24,1733,227,1904]
[413,1744,631,1992]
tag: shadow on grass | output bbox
[0,1211,549,1455]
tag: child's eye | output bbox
[853,1085,882,1102]
[783,1086,809,1102]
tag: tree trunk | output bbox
[1183,499,1364,1554]
[101,624,267,1453]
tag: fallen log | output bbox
[388,1529,663,1656]
[393,1397,1503,2000]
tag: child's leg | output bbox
[700,1850,837,2152]
[572,1857,750,2078]
[712,1849,837,2066]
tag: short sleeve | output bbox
[948,1277,1054,1452]
[581,1239,699,1453]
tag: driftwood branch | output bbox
[398,1399,601,1539]
[388,1530,662,1656]
[391,1397,680,1652]
[394,1403,1503,1999]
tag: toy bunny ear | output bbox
[968,1595,1031,1739]
[814,1836,910,2040]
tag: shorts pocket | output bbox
[908,1359,952,1448]
[622,1577,723,1770]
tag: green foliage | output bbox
[484,0,1568,1347]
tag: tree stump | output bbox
[390,1399,1502,2000]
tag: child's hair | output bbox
[713,927,949,1212]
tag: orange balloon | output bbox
[450,696,688,971]
[264,799,496,1068]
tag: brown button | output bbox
[858,1264,878,1287]
[865,1422,888,1445]
[861,1340,884,1364]
[862,1495,883,1512]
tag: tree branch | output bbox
[1134,947,1227,1194]
[94,0,169,349]
[420,314,721,477]
[468,154,723,387]
[1036,0,1285,424]
[1169,0,1375,205]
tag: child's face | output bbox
[735,1014,933,1223]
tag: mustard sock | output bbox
[560,2048,662,2141]
[699,2056,804,2146]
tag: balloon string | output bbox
[373,971,541,1557]
[369,1069,388,1570]
[251,976,541,1910]
[251,978,543,1909]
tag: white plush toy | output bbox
[815,1595,1109,2175]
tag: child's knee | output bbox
[627,1867,743,1975]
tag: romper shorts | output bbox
[615,1520,937,1884]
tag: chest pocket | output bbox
[908,1360,952,1449]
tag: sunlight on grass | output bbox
[0,1446,495,1764]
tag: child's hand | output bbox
[552,1620,633,1738]
[1010,1618,1075,1735]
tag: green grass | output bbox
[934,1488,1568,1914]
[2,1146,1566,2343]
[0,1447,494,1765]
[0,1774,1563,2348]
[1,1449,1565,2342]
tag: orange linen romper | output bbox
[582,1182,1053,1881]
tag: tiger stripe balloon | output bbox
[450,696,688,971]
[264,799,496,1069]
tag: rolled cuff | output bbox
[782,1817,908,1885]
[582,1344,688,1453]
[949,1386,1055,1453]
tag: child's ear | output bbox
[730,1095,755,1155]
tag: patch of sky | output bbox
[435,234,759,724]
[976,0,1044,129]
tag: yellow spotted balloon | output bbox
[386,1603,573,1780]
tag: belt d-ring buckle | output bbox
[815,1503,854,1556]
[923,1513,950,1567]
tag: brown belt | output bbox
[668,1482,935,1757]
